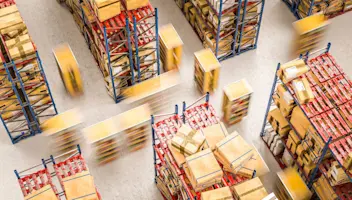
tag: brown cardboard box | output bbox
[343,152,352,170]
[124,0,149,10]
[167,141,185,167]
[8,40,35,60]
[214,133,254,173]
[236,146,270,178]
[171,125,205,156]
[201,186,234,200]
[5,33,31,49]
[185,149,223,191]
[303,163,315,176]
[290,106,310,138]
[277,59,309,83]
[268,108,290,137]
[94,0,121,22]
[286,137,297,154]
[201,122,228,149]
[231,177,268,200]
[292,77,314,104]
[296,144,304,157]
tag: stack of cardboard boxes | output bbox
[297,0,327,18]
[201,187,233,200]
[222,79,253,125]
[313,176,339,200]
[292,14,329,55]
[194,49,220,94]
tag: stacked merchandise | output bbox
[41,109,82,153]
[194,49,220,94]
[295,0,352,18]
[84,104,151,164]
[173,0,264,60]
[261,44,352,199]
[14,146,102,200]
[159,24,183,72]
[292,14,328,55]
[66,0,159,102]
[0,2,57,144]
[222,79,253,125]
[153,98,270,199]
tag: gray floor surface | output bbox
[1,0,352,199]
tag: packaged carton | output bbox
[231,177,268,200]
[171,124,205,156]
[277,59,309,83]
[201,186,234,200]
[94,0,121,22]
[292,77,314,104]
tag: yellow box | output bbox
[159,24,183,71]
[277,59,309,83]
[94,0,121,22]
[292,77,314,104]
[290,106,310,138]
[268,108,290,137]
[124,0,149,10]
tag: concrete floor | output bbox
[1,0,352,199]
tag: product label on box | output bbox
[285,66,298,80]
[295,81,305,92]
[283,91,293,104]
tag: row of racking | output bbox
[152,93,271,199]
[64,0,161,103]
[0,1,57,144]
[14,145,101,199]
[260,43,352,199]
[173,0,265,61]
[282,0,352,19]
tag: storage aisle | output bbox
[0,0,351,199]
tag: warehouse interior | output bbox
[1,0,352,199]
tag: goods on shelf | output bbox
[173,0,264,61]
[261,43,352,199]
[41,109,82,153]
[63,0,160,103]
[268,108,291,137]
[313,176,339,200]
[84,104,151,164]
[292,14,328,55]
[231,177,268,200]
[0,3,57,144]
[214,133,254,174]
[159,24,183,72]
[153,94,270,199]
[276,168,312,200]
[277,59,309,84]
[14,146,102,200]
[201,186,233,200]
[194,48,220,94]
[52,43,83,97]
[222,79,252,125]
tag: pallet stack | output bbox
[152,96,270,199]
[63,0,160,102]
[261,44,352,199]
[84,104,151,165]
[194,49,220,94]
[222,79,253,125]
[173,0,264,61]
[292,14,328,55]
[0,1,57,144]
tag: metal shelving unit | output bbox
[14,145,102,199]
[66,0,160,103]
[151,93,250,200]
[260,43,352,199]
[282,0,352,19]
[0,2,57,144]
[173,0,264,61]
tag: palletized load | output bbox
[231,177,268,200]
[184,149,223,191]
[171,124,205,156]
[0,5,27,39]
[213,133,254,174]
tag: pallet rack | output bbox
[152,94,260,200]
[14,145,102,200]
[0,2,57,144]
[63,0,161,103]
[260,43,352,199]
[282,0,352,19]
[173,0,264,61]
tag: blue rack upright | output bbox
[174,0,265,61]
[260,43,352,199]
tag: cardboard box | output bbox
[167,140,185,167]
[124,0,149,10]
[286,137,297,154]
[171,125,205,156]
[277,59,309,83]
[214,133,254,173]
[94,0,121,22]
[292,77,314,104]
[343,152,352,170]
[8,40,35,60]
[236,146,270,178]
[201,186,234,200]
[201,122,228,149]
[185,149,223,191]
[282,149,294,167]
[268,108,290,137]
[231,177,268,200]
[5,33,31,49]
[303,163,315,176]
[290,106,310,138]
